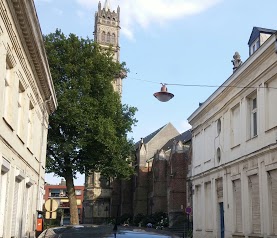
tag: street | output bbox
[38,225,179,238]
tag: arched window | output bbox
[107,32,111,43]
[101,31,106,42]
[111,33,115,44]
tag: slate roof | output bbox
[135,124,167,149]
[248,27,276,46]
[160,129,192,152]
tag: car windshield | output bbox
[63,218,70,225]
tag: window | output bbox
[194,185,201,230]
[252,44,256,53]
[27,102,34,152]
[231,104,240,147]
[247,92,258,138]
[217,147,221,163]
[75,190,82,196]
[193,132,202,166]
[0,159,10,237]
[233,179,242,232]
[111,33,115,44]
[107,32,111,43]
[249,174,261,234]
[265,78,277,130]
[17,81,27,141]
[3,63,14,128]
[205,182,213,230]
[217,119,221,135]
[101,31,106,42]
[204,125,213,162]
[269,170,277,235]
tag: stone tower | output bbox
[83,1,125,224]
[94,0,124,94]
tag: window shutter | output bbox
[234,179,242,232]
[11,179,20,237]
[21,185,30,237]
[270,170,277,234]
[250,175,261,234]
[0,172,8,237]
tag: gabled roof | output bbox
[161,129,192,152]
[248,27,276,46]
[135,124,167,149]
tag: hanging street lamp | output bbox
[153,84,174,102]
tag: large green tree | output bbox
[44,30,137,225]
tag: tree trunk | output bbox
[65,173,79,225]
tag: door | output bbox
[219,202,225,238]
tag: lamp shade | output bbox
[153,84,174,102]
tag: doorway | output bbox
[219,202,225,238]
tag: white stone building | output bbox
[0,0,57,237]
[188,27,277,238]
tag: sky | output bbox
[34,0,277,185]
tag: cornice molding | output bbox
[4,0,57,114]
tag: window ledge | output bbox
[232,233,244,237]
[248,234,263,238]
[231,144,240,150]
[246,135,258,142]
[27,147,34,155]
[2,117,14,131]
[265,125,277,133]
[17,134,25,145]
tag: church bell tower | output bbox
[94,0,124,94]
[83,1,126,224]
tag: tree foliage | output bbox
[44,29,137,224]
[45,29,137,178]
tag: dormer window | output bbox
[248,27,275,56]
[250,39,260,55]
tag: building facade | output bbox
[188,27,277,238]
[44,180,85,223]
[0,0,57,237]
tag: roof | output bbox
[104,0,110,11]
[161,129,192,152]
[248,27,276,46]
[135,124,167,149]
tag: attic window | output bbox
[251,39,260,55]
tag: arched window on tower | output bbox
[101,31,106,42]
[111,33,116,45]
[107,32,111,43]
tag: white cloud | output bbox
[178,120,192,132]
[76,10,85,19]
[53,8,63,16]
[76,0,221,39]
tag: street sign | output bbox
[45,199,58,212]
[185,206,192,214]
[45,211,57,219]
